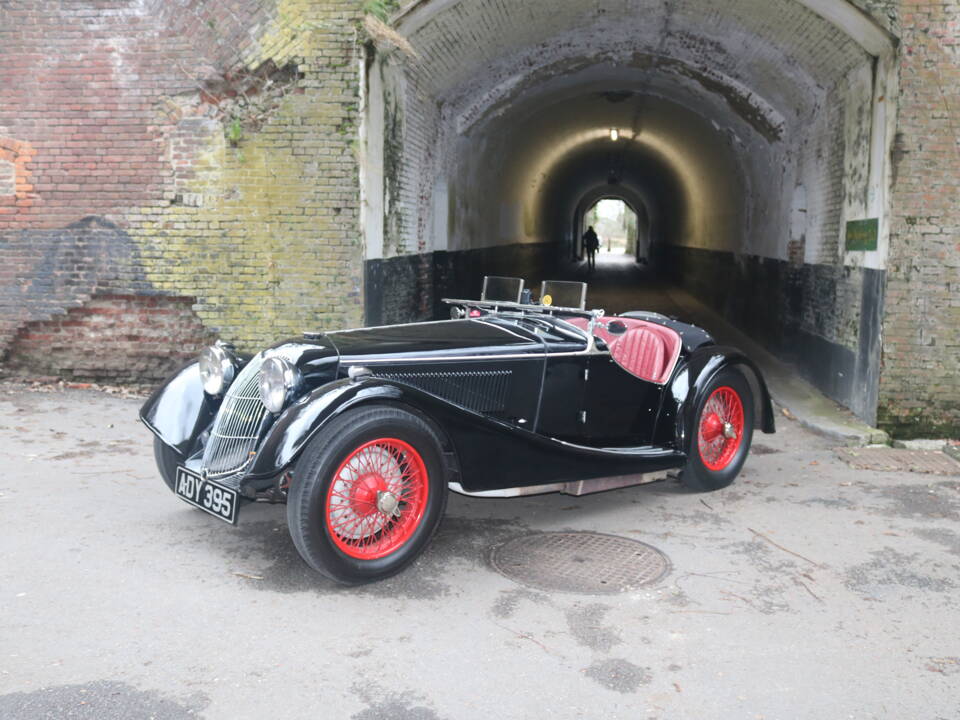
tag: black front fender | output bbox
[248,378,409,478]
[664,346,775,453]
[139,361,219,457]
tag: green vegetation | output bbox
[226,118,243,146]
[362,0,400,22]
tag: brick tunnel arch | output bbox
[361,0,897,424]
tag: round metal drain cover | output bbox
[490,532,670,594]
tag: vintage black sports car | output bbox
[141,277,774,583]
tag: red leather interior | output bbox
[563,316,682,384]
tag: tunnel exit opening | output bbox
[362,0,898,426]
[578,197,647,264]
[584,198,637,256]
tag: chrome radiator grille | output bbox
[202,354,267,478]
[376,370,511,413]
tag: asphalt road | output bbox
[1,383,959,719]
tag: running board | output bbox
[448,470,670,499]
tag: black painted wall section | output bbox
[364,253,434,327]
[364,241,561,327]
[855,267,885,425]
[0,216,154,355]
[656,245,885,425]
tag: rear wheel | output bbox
[682,368,754,491]
[153,436,183,493]
[286,405,448,584]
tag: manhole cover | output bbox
[836,448,960,476]
[490,532,670,594]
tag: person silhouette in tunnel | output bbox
[583,225,600,271]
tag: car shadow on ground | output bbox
[173,474,701,600]
[188,503,529,600]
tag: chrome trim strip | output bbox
[473,318,532,342]
[340,348,609,364]
[442,297,604,318]
[332,319,466,334]
[449,471,671,498]
[448,481,564,498]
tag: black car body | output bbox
[141,278,774,583]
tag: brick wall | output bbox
[878,0,960,437]
[0,2,183,230]
[130,0,365,349]
[0,0,364,383]
[5,294,215,384]
[0,137,34,218]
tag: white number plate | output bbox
[175,467,239,524]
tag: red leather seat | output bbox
[563,316,681,384]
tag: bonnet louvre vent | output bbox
[376,370,511,413]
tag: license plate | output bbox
[174,466,239,524]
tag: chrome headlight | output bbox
[198,344,236,396]
[259,356,300,413]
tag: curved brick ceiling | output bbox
[381,0,879,264]
[400,0,870,132]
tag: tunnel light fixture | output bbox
[609,128,620,142]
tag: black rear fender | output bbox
[661,346,775,452]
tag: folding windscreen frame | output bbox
[540,280,588,310]
[481,276,525,303]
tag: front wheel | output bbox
[682,368,754,492]
[286,405,449,584]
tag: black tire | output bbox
[286,405,449,584]
[153,436,184,493]
[681,367,754,492]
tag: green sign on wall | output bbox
[845,218,879,251]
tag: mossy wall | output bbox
[0,0,365,375]
[130,0,365,350]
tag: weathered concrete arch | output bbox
[367,0,895,261]
[789,0,897,55]
[395,0,898,55]
[362,0,900,425]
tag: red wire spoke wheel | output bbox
[325,438,429,560]
[287,405,448,584]
[682,368,754,492]
[697,386,745,471]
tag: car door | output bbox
[580,349,663,447]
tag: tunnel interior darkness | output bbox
[364,0,896,423]
[449,79,745,263]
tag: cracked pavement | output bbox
[1,383,959,719]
